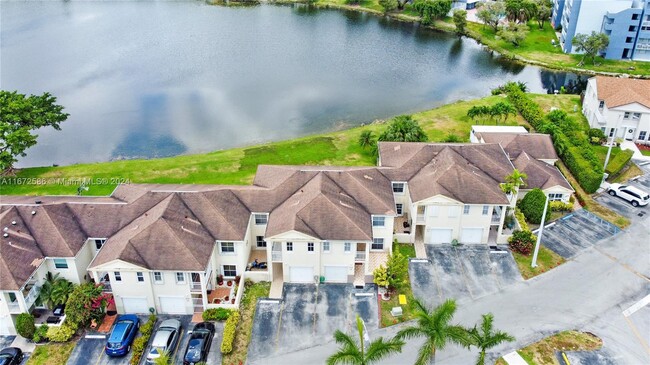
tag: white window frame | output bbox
[448,206,460,218]
[392,182,405,194]
[114,271,122,282]
[372,216,385,227]
[307,242,315,252]
[598,100,604,108]
[548,193,563,201]
[624,112,631,119]
[286,242,293,252]
[395,204,403,216]
[223,265,237,278]
[632,112,641,121]
[371,238,384,250]
[323,241,330,253]
[175,272,186,284]
[463,205,470,215]
[94,239,106,250]
[482,206,490,215]
[136,272,145,283]
[220,241,235,255]
[344,242,351,253]
[256,236,266,248]
[639,131,647,140]
[153,272,164,284]
[53,258,68,269]
[254,213,268,225]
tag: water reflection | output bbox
[1,3,578,167]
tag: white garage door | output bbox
[324,266,348,283]
[427,228,453,244]
[290,267,314,283]
[159,296,188,314]
[122,297,149,314]
[461,228,484,243]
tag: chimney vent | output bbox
[3,233,8,238]
[11,221,17,225]
[31,211,36,215]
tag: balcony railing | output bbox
[190,282,202,292]
[7,302,21,313]
[24,285,41,309]
[272,251,282,262]
[416,214,425,224]
[100,281,112,292]
[355,251,366,262]
[491,215,502,224]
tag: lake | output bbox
[1,1,577,167]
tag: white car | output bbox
[607,183,649,207]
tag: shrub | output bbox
[508,230,536,255]
[518,188,551,224]
[46,322,76,342]
[377,115,428,143]
[220,310,241,354]
[379,0,398,12]
[550,201,573,212]
[588,128,606,144]
[203,308,233,321]
[32,324,49,343]
[514,207,529,231]
[16,313,35,339]
[373,265,389,289]
[130,315,157,365]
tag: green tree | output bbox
[358,130,376,149]
[51,279,75,306]
[506,168,528,188]
[467,313,515,365]
[16,313,36,339]
[453,9,467,35]
[379,0,398,13]
[396,299,470,365]
[534,0,552,29]
[518,188,550,224]
[378,115,428,143]
[372,265,390,289]
[505,0,537,23]
[443,134,462,143]
[476,1,506,32]
[572,31,609,66]
[0,91,69,172]
[413,0,452,25]
[65,282,103,327]
[498,22,529,47]
[385,249,409,290]
[38,272,63,308]
[327,315,404,365]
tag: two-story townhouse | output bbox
[583,76,650,144]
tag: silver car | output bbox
[145,319,182,364]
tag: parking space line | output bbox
[622,294,650,317]
[426,250,444,302]
[94,346,104,365]
[623,314,650,354]
[453,247,475,300]
[594,246,650,283]
[312,284,320,337]
[274,302,285,351]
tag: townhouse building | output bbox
[582,76,650,144]
[0,142,521,334]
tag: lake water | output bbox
[1,1,576,167]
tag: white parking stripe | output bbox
[623,294,650,317]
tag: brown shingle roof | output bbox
[478,133,558,161]
[513,153,573,192]
[0,208,45,290]
[595,76,650,109]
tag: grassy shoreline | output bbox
[1,94,582,196]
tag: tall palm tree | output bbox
[505,169,528,188]
[38,272,62,308]
[50,280,74,306]
[395,299,470,365]
[358,130,375,149]
[467,313,515,365]
[327,315,404,365]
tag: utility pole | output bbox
[531,194,549,268]
[603,116,622,178]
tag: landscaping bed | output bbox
[496,330,602,365]
[512,245,565,280]
[26,342,75,365]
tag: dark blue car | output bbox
[105,314,140,357]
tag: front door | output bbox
[624,127,636,140]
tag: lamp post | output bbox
[531,194,549,268]
[603,116,622,179]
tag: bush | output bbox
[550,201,573,212]
[202,308,233,321]
[16,313,35,339]
[46,322,76,342]
[508,230,536,255]
[220,310,241,354]
[378,115,428,143]
[379,0,398,12]
[588,128,606,144]
[519,189,551,224]
[130,315,157,365]
[514,207,529,231]
[33,324,49,343]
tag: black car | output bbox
[0,347,23,365]
[183,322,215,365]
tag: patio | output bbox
[394,215,411,234]
[247,249,268,271]
[207,285,235,304]
[32,307,65,326]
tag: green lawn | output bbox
[512,245,566,280]
[592,145,634,176]
[640,149,650,156]
[2,94,580,196]
[395,242,416,259]
[26,342,75,365]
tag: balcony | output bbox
[190,281,202,292]
[23,284,41,309]
[7,302,21,313]
[355,251,366,262]
[272,250,282,262]
[416,214,425,224]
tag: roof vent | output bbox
[11,221,17,225]
[3,233,8,238]
[3,227,7,232]
[363,175,373,180]
[31,210,36,215]
[35,200,42,204]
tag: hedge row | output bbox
[220,310,241,354]
[504,84,603,193]
[203,307,233,321]
[130,314,157,365]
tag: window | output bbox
[254,214,268,225]
[136,272,144,282]
[448,206,460,218]
[482,206,490,215]
[286,242,293,252]
[344,242,351,252]
[392,182,405,193]
[396,204,403,215]
[114,271,122,282]
[308,242,314,252]
[220,242,235,254]
[463,205,470,215]
[427,206,439,217]
[632,113,641,121]
[626,37,634,43]
[94,239,106,250]
[598,100,604,108]
[639,131,647,140]
[223,265,237,277]
[323,241,330,252]
[548,193,564,201]
[175,272,185,284]
[372,216,385,227]
[624,112,631,119]
[53,259,68,269]
[372,238,384,250]
[153,272,163,284]
[256,236,266,248]
[632,13,639,20]
[609,128,615,137]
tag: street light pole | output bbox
[531,194,549,268]
[603,116,622,178]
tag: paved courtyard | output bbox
[410,245,522,307]
[248,283,377,364]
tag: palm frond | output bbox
[395,326,426,340]
[413,339,435,365]
[333,330,360,353]
[364,337,404,363]
[326,349,363,365]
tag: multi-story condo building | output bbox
[583,76,650,144]
[0,142,529,334]
[552,0,650,61]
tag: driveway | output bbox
[595,163,650,224]
[172,317,222,365]
[409,245,522,307]
[540,209,620,259]
[247,284,378,363]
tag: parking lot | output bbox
[409,245,522,308]
[595,161,650,224]
[0,336,28,364]
[247,284,377,363]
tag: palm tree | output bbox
[327,315,404,365]
[505,169,528,189]
[38,272,62,308]
[467,313,515,365]
[50,280,74,306]
[395,299,470,365]
[153,349,172,365]
[358,130,375,149]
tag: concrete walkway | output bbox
[621,140,650,162]
[503,351,529,365]
[10,335,35,353]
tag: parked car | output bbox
[0,347,23,365]
[145,319,182,364]
[105,314,140,357]
[607,183,650,207]
[182,322,215,365]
